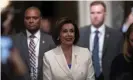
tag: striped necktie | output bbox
[29,35,37,80]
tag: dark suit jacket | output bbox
[110,54,133,80]
[12,30,55,80]
[77,25,124,80]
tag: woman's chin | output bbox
[64,42,73,46]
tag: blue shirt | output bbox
[68,64,71,69]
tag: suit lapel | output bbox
[102,27,110,58]
[20,31,30,69]
[71,46,80,72]
[38,32,46,74]
[54,46,73,79]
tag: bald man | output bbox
[12,7,55,80]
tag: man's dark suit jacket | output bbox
[77,25,124,80]
[12,30,55,80]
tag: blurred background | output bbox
[1,1,133,34]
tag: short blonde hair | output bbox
[90,1,106,12]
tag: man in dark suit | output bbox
[78,1,124,80]
[12,7,55,80]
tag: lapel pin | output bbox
[42,41,45,44]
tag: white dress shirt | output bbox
[90,24,105,72]
[26,30,40,72]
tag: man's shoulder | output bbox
[40,31,55,47]
[79,25,91,31]
[106,26,122,36]
[79,25,91,35]
[41,32,53,39]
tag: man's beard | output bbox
[92,21,104,28]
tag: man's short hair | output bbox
[90,1,106,12]
[25,6,42,16]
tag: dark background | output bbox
[1,1,133,33]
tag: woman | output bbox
[110,24,133,80]
[43,17,95,80]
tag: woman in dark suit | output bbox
[110,24,133,80]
